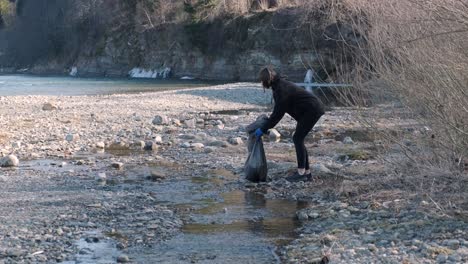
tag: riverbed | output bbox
[1,77,467,263]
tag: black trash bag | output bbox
[244,114,269,182]
[245,136,268,182]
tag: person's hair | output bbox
[258,67,278,88]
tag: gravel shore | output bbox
[1,83,467,263]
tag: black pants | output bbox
[293,112,323,169]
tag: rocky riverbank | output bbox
[1,83,467,263]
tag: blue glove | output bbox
[255,128,264,138]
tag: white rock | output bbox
[96,142,105,149]
[191,143,205,149]
[96,173,107,182]
[154,135,163,144]
[0,155,19,167]
[269,129,281,141]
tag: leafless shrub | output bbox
[311,0,467,174]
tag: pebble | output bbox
[204,147,215,153]
[154,135,163,144]
[96,173,107,182]
[152,115,169,125]
[228,137,243,145]
[96,142,105,149]
[65,134,79,142]
[343,136,354,144]
[297,211,309,221]
[310,163,332,174]
[111,162,124,170]
[42,102,58,111]
[130,140,145,150]
[184,119,196,128]
[181,142,191,148]
[191,143,205,149]
[436,253,448,263]
[144,141,158,151]
[446,239,460,250]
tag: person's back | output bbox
[271,78,324,122]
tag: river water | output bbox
[0,75,222,96]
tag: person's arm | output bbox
[261,101,286,132]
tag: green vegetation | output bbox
[0,0,15,28]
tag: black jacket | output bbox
[261,77,325,132]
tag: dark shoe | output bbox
[286,172,312,182]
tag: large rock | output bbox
[0,155,19,167]
[152,115,169,125]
